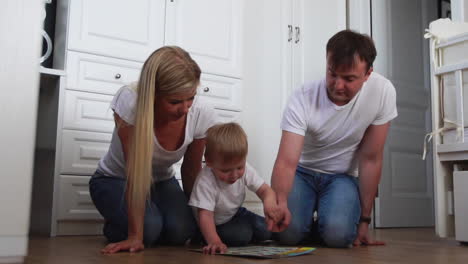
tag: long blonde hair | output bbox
[127,46,201,209]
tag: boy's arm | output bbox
[198,208,227,255]
[256,183,281,229]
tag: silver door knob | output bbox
[115,73,121,79]
[203,87,210,92]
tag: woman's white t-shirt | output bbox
[281,72,398,176]
[96,85,218,182]
[188,163,264,225]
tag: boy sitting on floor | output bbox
[189,122,280,254]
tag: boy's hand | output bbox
[203,242,227,255]
[264,201,287,232]
[268,203,291,232]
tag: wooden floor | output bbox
[25,228,468,264]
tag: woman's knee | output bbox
[163,217,196,245]
[143,214,163,246]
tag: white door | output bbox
[372,0,437,227]
[68,0,166,62]
[164,0,243,78]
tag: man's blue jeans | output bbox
[89,172,196,246]
[276,166,361,248]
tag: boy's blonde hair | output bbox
[205,122,248,163]
[127,46,201,209]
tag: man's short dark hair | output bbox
[326,30,377,71]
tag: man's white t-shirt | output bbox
[189,163,264,225]
[96,85,218,182]
[281,72,398,176]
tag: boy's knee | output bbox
[222,228,253,246]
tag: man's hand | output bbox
[353,222,385,247]
[101,236,145,254]
[203,241,227,255]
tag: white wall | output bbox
[0,0,42,262]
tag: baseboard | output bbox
[0,235,27,263]
[56,220,104,236]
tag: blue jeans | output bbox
[214,207,271,246]
[89,173,196,246]
[276,166,361,248]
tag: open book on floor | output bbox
[190,246,316,259]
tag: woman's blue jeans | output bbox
[276,166,361,248]
[89,172,196,246]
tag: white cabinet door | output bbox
[280,0,346,107]
[63,90,115,133]
[165,0,243,78]
[61,130,112,175]
[214,109,241,124]
[67,0,166,62]
[57,175,102,220]
[66,51,142,95]
[198,73,242,111]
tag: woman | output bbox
[89,46,217,254]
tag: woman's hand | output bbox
[101,237,144,254]
[203,241,227,255]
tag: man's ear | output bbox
[205,158,212,168]
[364,66,373,81]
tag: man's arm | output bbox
[270,131,304,231]
[355,122,390,246]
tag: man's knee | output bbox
[275,223,307,246]
[319,220,356,248]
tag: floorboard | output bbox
[24,228,468,264]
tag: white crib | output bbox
[426,18,468,241]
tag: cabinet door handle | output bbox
[115,73,121,79]
[288,25,293,42]
[203,87,210,92]
[295,26,300,44]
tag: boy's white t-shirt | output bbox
[96,85,218,182]
[281,72,398,176]
[189,163,265,225]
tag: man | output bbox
[269,30,397,248]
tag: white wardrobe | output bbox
[31,0,347,236]
[32,0,244,236]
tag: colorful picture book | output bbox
[191,246,316,259]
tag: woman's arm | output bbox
[181,138,206,196]
[101,113,145,254]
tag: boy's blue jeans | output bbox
[89,172,196,246]
[215,207,271,246]
[276,166,361,248]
